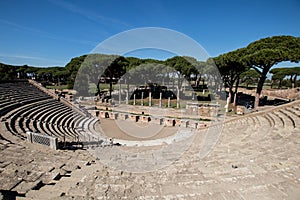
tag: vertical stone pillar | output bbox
[133,94,136,105]
[176,86,180,109]
[159,92,162,108]
[119,82,121,105]
[26,131,32,142]
[172,79,175,94]
[126,91,129,105]
[168,97,170,108]
[141,92,144,106]
[149,92,152,107]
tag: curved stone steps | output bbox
[263,113,275,127]
[0,102,23,116]
[252,115,263,126]
[70,114,84,139]
[50,109,73,140]
[38,104,67,136]
[262,115,275,127]
[60,112,78,141]
[92,118,103,136]
[277,110,296,129]
[219,115,262,148]
[16,100,53,121]
[39,109,66,138]
[43,106,70,138]
[0,81,91,144]
[268,112,284,129]
[64,113,80,139]
[85,117,101,136]
[21,102,62,135]
[24,118,34,132]
[17,117,27,137]
[292,105,300,113]
[242,115,272,141]
[76,117,90,132]
[5,99,51,124]
[282,108,300,127]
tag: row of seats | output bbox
[82,100,300,199]
[0,81,102,144]
[1,81,300,198]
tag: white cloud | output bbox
[48,0,131,28]
[0,18,96,46]
[0,53,66,67]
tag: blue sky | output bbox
[0,0,299,67]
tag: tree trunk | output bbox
[254,74,267,111]
[177,73,183,92]
[270,80,273,89]
[290,75,294,88]
[118,81,121,105]
[293,75,297,88]
[166,73,170,87]
[225,89,232,113]
[233,77,240,107]
[196,74,201,87]
[109,79,113,98]
[96,78,101,97]
[127,82,130,97]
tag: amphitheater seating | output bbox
[0,81,101,145]
[1,80,300,198]
[78,99,300,199]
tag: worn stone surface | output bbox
[1,84,300,199]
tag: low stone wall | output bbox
[26,131,58,150]
[238,87,300,101]
[261,88,300,100]
[98,111,210,129]
[150,117,164,125]
[186,103,219,117]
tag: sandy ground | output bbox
[99,119,178,141]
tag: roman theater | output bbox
[0,76,300,199]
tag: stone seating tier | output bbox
[0,81,100,144]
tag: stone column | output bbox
[126,91,129,105]
[168,97,170,108]
[141,92,144,106]
[159,92,162,108]
[133,94,136,105]
[119,81,121,105]
[176,86,180,109]
[172,79,175,93]
[149,92,152,107]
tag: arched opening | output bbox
[172,119,176,126]
[136,116,140,122]
[105,112,109,118]
[148,117,151,122]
